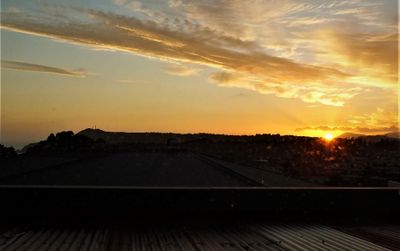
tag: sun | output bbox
[324,133,334,141]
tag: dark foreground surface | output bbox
[1,187,400,250]
[2,220,399,250]
[0,151,311,187]
[0,152,251,186]
[1,147,399,250]
[1,187,400,218]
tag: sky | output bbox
[0,0,399,148]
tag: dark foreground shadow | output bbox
[1,186,399,224]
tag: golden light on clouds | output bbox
[0,0,398,147]
[298,129,344,139]
[1,60,87,77]
[2,1,391,107]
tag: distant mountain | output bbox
[23,131,105,154]
[77,128,108,140]
[19,142,39,154]
[337,132,364,139]
[338,131,400,141]
[77,128,181,144]
[76,128,263,144]
[385,131,400,139]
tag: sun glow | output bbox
[324,133,334,141]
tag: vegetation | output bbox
[1,129,399,186]
[25,131,106,155]
[0,144,17,159]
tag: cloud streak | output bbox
[1,60,86,77]
[1,8,347,80]
[1,0,397,106]
[296,125,399,134]
[1,7,356,106]
[163,64,201,76]
[314,30,398,87]
[296,108,399,134]
[209,71,361,106]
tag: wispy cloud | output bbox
[314,30,397,87]
[346,108,398,128]
[295,125,398,134]
[115,79,149,84]
[166,0,317,40]
[296,108,399,134]
[163,64,201,76]
[2,7,343,82]
[1,60,87,77]
[1,0,397,106]
[0,7,353,106]
[209,71,361,106]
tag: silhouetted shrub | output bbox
[0,144,17,159]
[26,131,107,155]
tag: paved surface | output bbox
[1,152,257,186]
[1,151,314,187]
[197,154,312,186]
[1,223,395,251]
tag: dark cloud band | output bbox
[1,60,86,77]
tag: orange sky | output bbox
[1,0,398,148]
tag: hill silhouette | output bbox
[25,131,105,155]
[0,144,17,158]
[385,131,400,138]
[338,131,400,141]
[337,132,364,138]
[77,128,181,144]
[2,128,399,187]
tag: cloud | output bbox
[1,1,396,106]
[329,1,396,27]
[209,71,361,106]
[347,107,398,128]
[0,7,355,104]
[168,0,317,40]
[116,79,149,84]
[296,125,398,134]
[296,108,399,134]
[1,60,87,77]
[233,93,250,98]
[163,64,201,76]
[314,30,398,87]
[113,0,128,5]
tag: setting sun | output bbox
[324,133,334,141]
[0,0,398,148]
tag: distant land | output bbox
[78,128,400,143]
[2,127,399,187]
[16,128,399,152]
[338,131,400,141]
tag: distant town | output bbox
[1,128,399,187]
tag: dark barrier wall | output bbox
[1,187,400,223]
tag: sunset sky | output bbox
[1,0,398,148]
